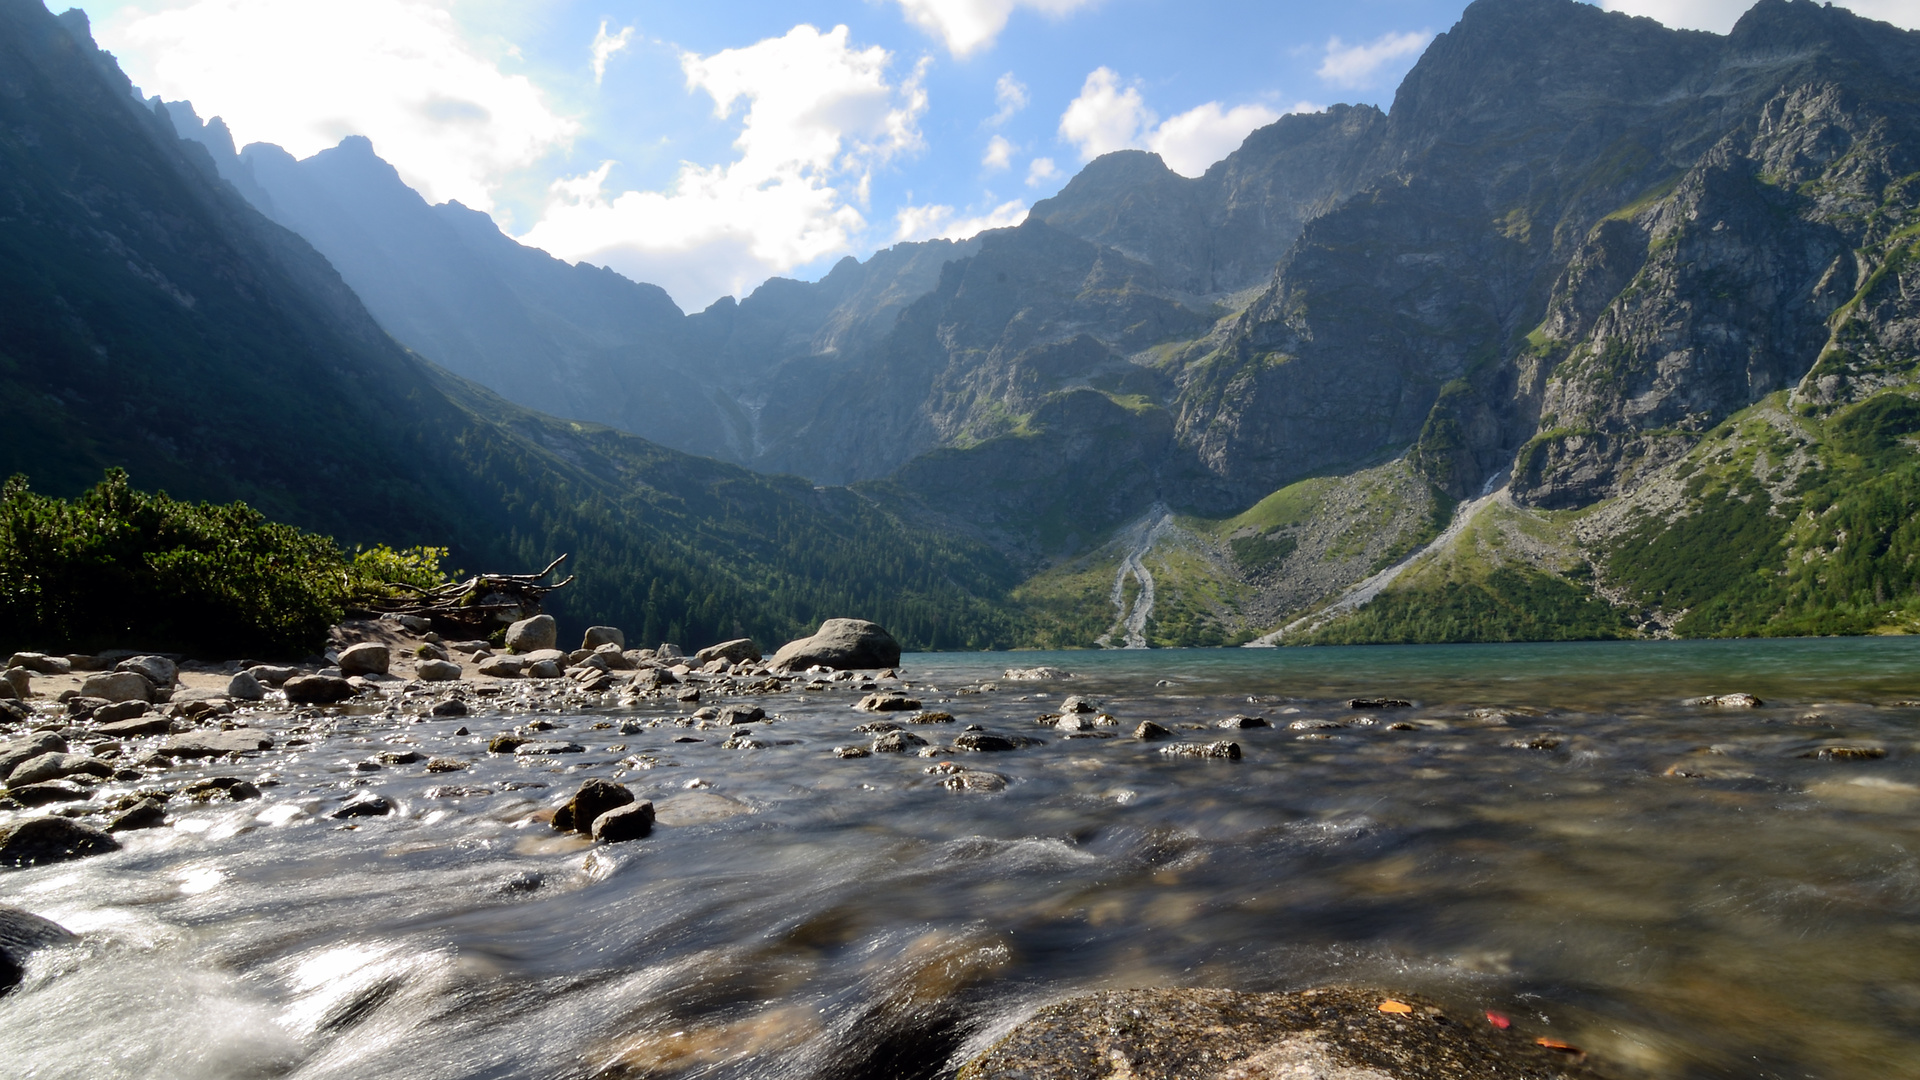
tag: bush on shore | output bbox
[0,470,448,658]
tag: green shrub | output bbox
[0,469,405,657]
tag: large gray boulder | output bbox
[337,642,391,676]
[506,614,557,654]
[695,638,761,665]
[959,987,1598,1080]
[0,905,75,995]
[115,655,176,688]
[284,674,354,704]
[581,625,625,650]
[767,619,901,672]
[0,817,120,867]
[80,671,154,703]
[0,733,67,778]
[5,753,113,787]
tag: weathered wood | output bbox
[363,555,573,636]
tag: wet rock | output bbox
[834,745,872,759]
[1133,721,1174,741]
[953,732,1019,752]
[591,800,655,843]
[284,675,355,705]
[0,905,76,995]
[911,711,955,724]
[181,777,262,802]
[1003,667,1070,681]
[957,987,1599,1080]
[553,778,635,834]
[526,660,564,680]
[337,643,390,677]
[0,733,67,778]
[157,730,273,758]
[477,656,526,679]
[1289,719,1344,731]
[717,704,766,725]
[0,816,120,865]
[941,771,1008,792]
[222,670,267,702]
[425,785,493,798]
[92,701,149,725]
[514,740,585,755]
[498,870,543,892]
[115,656,176,688]
[5,781,92,806]
[856,692,921,712]
[1,668,27,699]
[854,720,901,734]
[1685,693,1762,708]
[414,659,463,682]
[107,798,167,832]
[582,626,626,651]
[1806,745,1887,761]
[7,752,113,787]
[425,757,468,772]
[768,618,902,673]
[695,638,760,665]
[1349,697,1412,709]
[1508,736,1563,751]
[329,793,393,819]
[1159,741,1241,760]
[721,732,771,749]
[247,665,299,687]
[487,734,528,753]
[1059,695,1098,714]
[377,750,423,765]
[506,614,558,654]
[1219,715,1271,729]
[872,730,928,753]
[80,672,154,704]
[429,699,469,718]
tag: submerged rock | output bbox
[856,692,920,712]
[958,987,1600,1080]
[0,905,76,995]
[1685,693,1763,708]
[1349,698,1412,709]
[1133,721,1174,741]
[1219,714,1271,729]
[329,793,393,819]
[1159,741,1242,760]
[0,816,120,866]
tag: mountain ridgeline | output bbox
[12,0,1920,649]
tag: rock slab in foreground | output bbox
[960,988,1600,1080]
[768,618,901,672]
[0,817,121,867]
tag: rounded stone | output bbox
[506,615,558,654]
[337,643,391,677]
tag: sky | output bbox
[69,0,1920,312]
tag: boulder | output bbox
[6,753,113,787]
[582,626,626,650]
[247,665,298,687]
[477,655,525,679]
[156,730,273,758]
[695,638,761,665]
[225,671,266,701]
[0,817,119,866]
[552,778,635,834]
[92,701,148,724]
[414,659,463,682]
[767,619,901,672]
[0,733,68,778]
[337,643,391,677]
[0,905,76,996]
[526,660,564,680]
[1133,721,1174,741]
[957,987,1598,1080]
[716,704,766,726]
[2,668,28,699]
[591,800,655,843]
[93,714,173,738]
[284,674,354,704]
[107,798,167,832]
[80,671,153,704]
[115,655,176,688]
[6,781,91,806]
[7,653,70,675]
[505,614,558,654]
[429,699,469,717]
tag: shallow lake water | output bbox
[4,638,1920,1079]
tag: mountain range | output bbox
[8,0,1920,650]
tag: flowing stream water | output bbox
[4,638,1920,1079]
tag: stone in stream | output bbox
[180,777,262,802]
[430,699,469,718]
[0,816,120,866]
[1290,719,1344,731]
[414,659,463,682]
[553,779,634,834]
[107,798,167,832]
[157,730,273,759]
[911,711,956,724]
[768,618,901,673]
[92,700,149,725]
[854,720,901,734]
[0,734,67,780]
[855,692,921,712]
[1806,745,1887,760]
[80,671,155,704]
[694,638,760,665]
[1133,721,1174,741]
[957,987,1601,1080]
[514,740,585,756]
[591,800,655,843]
[506,614,558,654]
[1159,741,1242,760]
[92,714,172,740]
[329,793,393,819]
[582,626,626,650]
[1220,714,1271,729]
[284,674,355,704]
[223,671,266,701]
[0,905,76,995]
[6,752,113,787]
[871,730,928,753]
[1349,697,1412,709]
[834,745,872,759]
[1685,693,1763,708]
[526,660,564,680]
[717,705,766,725]
[1059,696,1098,714]
[336,643,390,677]
[425,757,468,772]
[953,732,1022,752]
[477,655,525,679]
[5,781,92,807]
[941,771,1008,792]
[1003,666,1070,681]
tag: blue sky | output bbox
[69,0,1920,310]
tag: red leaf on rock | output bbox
[1486,1011,1511,1029]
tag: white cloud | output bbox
[1601,0,1918,31]
[893,0,1099,58]
[1026,157,1060,186]
[1316,30,1432,89]
[590,20,634,85]
[518,24,928,310]
[990,72,1029,125]
[893,198,1028,242]
[1056,68,1285,178]
[97,0,575,212]
[983,134,1015,170]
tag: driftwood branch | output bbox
[363,554,573,636]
